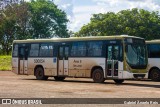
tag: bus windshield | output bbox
[125,38,147,69]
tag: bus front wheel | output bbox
[35,67,48,80]
[113,79,124,84]
[150,69,160,81]
[92,69,105,83]
[54,76,65,81]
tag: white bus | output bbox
[12,35,148,83]
[146,40,160,81]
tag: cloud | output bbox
[53,0,160,32]
[53,0,74,18]
[52,0,75,31]
[68,12,92,32]
[71,0,160,32]
[93,0,160,12]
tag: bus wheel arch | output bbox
[148,67,160,81]
[34,65,48,80]
[91,66,105,83]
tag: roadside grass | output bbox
[0,55,11,71]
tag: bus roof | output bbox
[146,40,160,44]
[13,35,143,43]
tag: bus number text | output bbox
[34,59,45,63]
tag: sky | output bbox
[52,0,160,32]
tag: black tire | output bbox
[54,76,65,81]
[150,69,160,81]
[113,79,124,84]
[35,67,48,80]
[92,69,105,83]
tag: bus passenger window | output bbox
[148,44,160,58]
[30,44,39,57]
[59,47,63,58]
[39,43,53,57]
[20,48,24,56]
[13,44,18,57]
[88,41,102,57]
[64,47,69,60]
[71,42,86,57]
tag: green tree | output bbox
[0,5,17,55]
[76,8,160,40]
[0,2,30,54]
[29,0,69,38]
[0,0,70,54]
[15,2,31,40]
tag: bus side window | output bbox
[12,44,18,57]
[64,47,69,60]
[19,48,25,58]
[59,47,63,60]
[39,43,53,57]
[48,44,53,56]
[71,42,86,57]
[88,41,102,57]
[53,45,58,57]
[30,44,39,57]
[149,44,160,58]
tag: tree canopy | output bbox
[29,0,69,38]
[0,0,69,54]
[75,8,160,40]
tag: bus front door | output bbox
[58,46,69,76]
[18,46,28,75]
[106,45,119,78]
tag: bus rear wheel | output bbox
[92,69,105,83]
[35,67,48,80]
[54,76,65,81]
[150,69,160,81]
[113,79,124,84]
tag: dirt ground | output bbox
[0,71,160,107]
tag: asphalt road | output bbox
[0,71,160,107]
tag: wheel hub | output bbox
[95,73,101,79]
[153,72,159,79]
